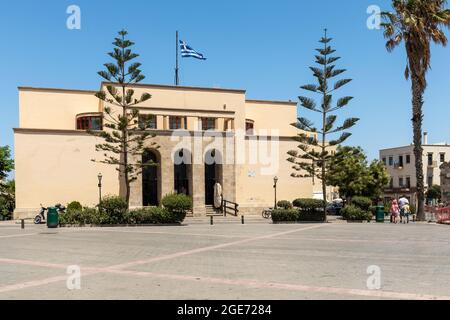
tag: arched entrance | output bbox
[142,149,160,206]
[173,149,192,196]
[204,149,223,205]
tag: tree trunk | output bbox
[122,84,130,208]
[411,75,425,221]
[322,166,327,222]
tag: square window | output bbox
[388,157,393,166]
[246,121,255,135]
[139,114,157,130]
[440,153,446,163]
[428,153,433,166]
[406,177,411,188]
[169,116,185,130]
[406,155,411,164]
[201,118,216,131]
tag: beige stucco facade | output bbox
[14,83,321,218]
[380,136,450,205]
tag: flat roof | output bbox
[246,99,297,106]
[18,87,96,95]
[380,144,450,152]
[101,82,246,94]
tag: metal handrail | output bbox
[222,199,239,217]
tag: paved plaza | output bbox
[1,219,450,300]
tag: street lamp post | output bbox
[273,176,279,209]
[98,173,103,206]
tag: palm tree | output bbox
[381,0,450,221]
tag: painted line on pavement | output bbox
[105,269,450,300]
[1,259,449,300]
[0,224,326,294]
[107,224,326,270]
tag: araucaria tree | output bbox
[0,146,14,188]
[92,30,157,207]
[381,0,450,221]
[288,30,359,220]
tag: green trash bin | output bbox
[47,207,59,228]
[376,206,385,223]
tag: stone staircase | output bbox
[205,205,222,216]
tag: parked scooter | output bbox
[34,204,66,225]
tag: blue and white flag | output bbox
[180,40,207,60]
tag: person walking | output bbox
[398,195,409,223]
[403,203,411,224]
[390,199,400,224]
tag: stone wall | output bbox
[129,132,236,216]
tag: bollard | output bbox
[21,219,25,229]
[210,216,213,225]
[241,216,245,225]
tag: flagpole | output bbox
[175,31,179,86]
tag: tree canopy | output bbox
[327,146,389,200]
[0,146,14,182]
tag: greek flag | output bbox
[180,40,206,60]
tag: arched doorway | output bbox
[204,149,223,205]
[173,149,192,196]
[142,149,160,206]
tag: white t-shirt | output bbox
[398,197,409,209]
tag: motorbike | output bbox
[34,204,66,225]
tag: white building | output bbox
[379,132,450,204]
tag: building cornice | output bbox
[246,99,297,106]
[13,128,92,135]
[14,128,298,140]
[101,82,246,94]
[18,87,97,95]
[136,106,235,115]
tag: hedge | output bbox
[277,200,293,210]
[60,194,192,226]
[67,201,83,212]
[293,199,326,212]
[341,205,373,222]
[272,208,324,223]
[351,196,372,211]
[161,193,192,214]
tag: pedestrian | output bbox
[390,199,400,224]
[398,195,409,223]
[402,203,411,224]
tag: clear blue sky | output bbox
[1,0,449,161]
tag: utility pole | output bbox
[175,31,180,86]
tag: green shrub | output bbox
[277,200,293,210]
[129,207,184,224]
[341,205,373,222]
[298,210,326,222]
[67,201,83,212]
[272,209,299,222]
[293,198,325,211]
[98,196,128,224]
[351,196,372,211]
[272,208,324,223]
[162,193,192,215]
